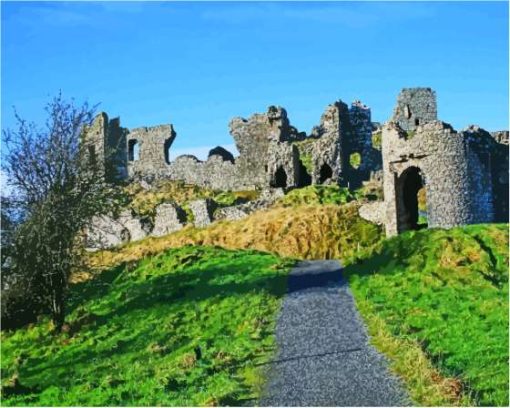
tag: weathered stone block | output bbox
[188,199,217,228]
[86,210,147,250]
[152,203,187,237]
[359,202,385,225]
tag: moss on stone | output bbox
[371,131,382,150]
[299,153,314,174]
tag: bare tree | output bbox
[2,93,125,331]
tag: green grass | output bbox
[277,185,355,207]
[344,224,509,406]
[1,246,294,406]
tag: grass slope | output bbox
[1,246,293,406]
[344,224,509,406]
[87,203,382,272]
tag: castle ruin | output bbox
[84,87,508,243]
[85,98,382,191]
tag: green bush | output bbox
[371,131,382,150]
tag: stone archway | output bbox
[397,166,425,233]
[319,163,333,184]
[272,166,288,188]
[297,160,312,187]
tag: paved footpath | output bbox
[260,260,409,407]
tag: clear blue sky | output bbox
[2,1,508,157]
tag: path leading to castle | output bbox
[260,260,409,406]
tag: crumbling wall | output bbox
[490,130,509,145]
[86,209,148,250]
[127,124,176,178]
[293,101,351,186]
[229,106,304,188]
[391,88,437,131]
[167,154,241,190]
[347,100,382,187]
[84,112,128,182]
[267,142,300,188]
[84,101,385,191]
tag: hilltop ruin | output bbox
[84,87,509,242]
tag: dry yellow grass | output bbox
[87,203,382,271]
[126,180,259,219]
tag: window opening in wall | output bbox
[128,139,139,161]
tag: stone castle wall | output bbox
[83,87,508,243]
[86,100,383,192]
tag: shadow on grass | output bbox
[98,263,288,322]
[19,254,291,392]
[67,263,128,311]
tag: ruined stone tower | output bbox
[381,89,507,236]
[391,88,437,131]
[84,112,128,182]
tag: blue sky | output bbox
[2,1,508,158]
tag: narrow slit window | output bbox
[128,139,139,161]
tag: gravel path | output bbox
[260,260,409,406]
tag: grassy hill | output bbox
[1,246,294,406]
[344,224,509,406]
[2,180,508,407]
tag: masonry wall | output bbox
[391,88,437,131]
[127,125,176,178]
[87,101,383,192]
[85,112,128,182]
[347,100,382,187]
[382,121,495,236]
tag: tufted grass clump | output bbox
[344,224,509,406]
[1,246,293,406]
[276,185,355,207]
